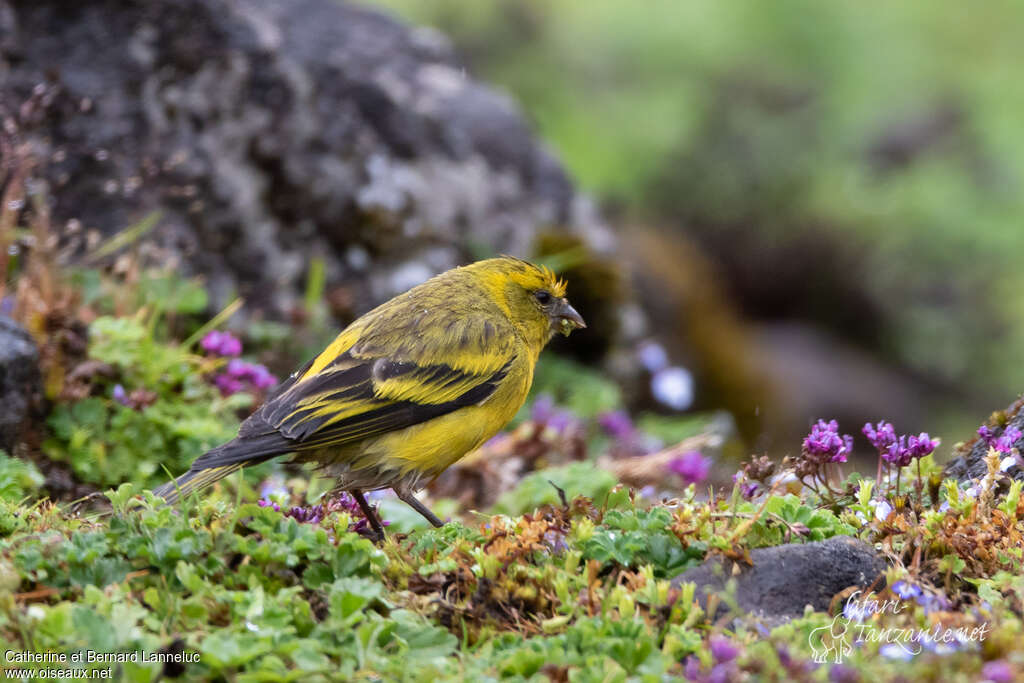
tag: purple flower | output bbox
[263,493,390,533]
[530,394,579,435]
[707,664,733,683]
[214,374,244,396]
[915,591,951,614]
[863,421,897,452]
[891,581,921,600]
[543,530,568,554]
[829,663,859,683]
[741,482,760,500]
[200,330,222,354]
[547,410,578,434]
[531,394,555,423]
[215,360,278,395]
[200,330,243,357]
[684,656,701,681]
[669,451,711,485]
[710,637,739,664]
[866,421,938,466]
[883,436,911,466]
[248,364,277,389]
[598,410,635,441]
[804,419,854,463]
[219,334,242,356]
[288,505,322,524]
[981,660,1014,683]
[112,384,130,406]
[907,432,939,459]
[979,425,1022,454]
[226,358,249,377]
[257,499,281,512]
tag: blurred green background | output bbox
[369,0,1024,445]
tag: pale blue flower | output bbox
[651,366,694,410]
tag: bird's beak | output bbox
[554,300,586,336]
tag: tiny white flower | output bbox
[651,367,694,411]
[879,644,915,660]
[873,500,893,522]
[637,341,668,373]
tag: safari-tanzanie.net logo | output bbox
[808,582,990,664]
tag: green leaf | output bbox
[493,463,618,516]
[0,452,44,502]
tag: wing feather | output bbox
[238,308,518,453]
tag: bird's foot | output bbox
[354,524,385,544]
[350,488,387,542]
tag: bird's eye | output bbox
[534,290,552,305]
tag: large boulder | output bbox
[672,536,886,623]
[0,315,43,454]
[0,0,613,315]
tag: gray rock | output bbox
[0,0,614,317]
[944,408,1024,484]
[672,536,886,622]
[0,315,43,453]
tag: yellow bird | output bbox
[154,256,586,536]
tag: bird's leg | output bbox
[395,489,445,528]
[351,489,385,540]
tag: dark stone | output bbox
[671,536,886,622]
[0,315,44,453]
[0,0,613,318]
[943,403,1024,484]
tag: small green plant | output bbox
[581,506,706,576]
[0,451,44,503]
[743,494,856,546]
[491,462,619,516]
[41,316,268,489]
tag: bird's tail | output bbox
[152,433,294,504]
[152,463,245,504]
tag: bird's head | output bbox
[473,256,586,346]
